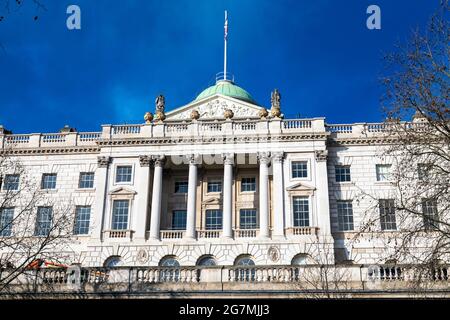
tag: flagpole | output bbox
[224,10,227,81]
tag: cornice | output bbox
[1,146,100,156]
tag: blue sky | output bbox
[0,0,440,133]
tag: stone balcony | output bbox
[2,264,450,298]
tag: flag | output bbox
[224,11,228,40]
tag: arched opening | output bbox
[196,255,217,266]
[291,254,309,265]
[104,256,122,268]
[158,255,180,282]
[233,255,255,281]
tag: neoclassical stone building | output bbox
[0,74,417,270]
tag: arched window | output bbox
[291,254,309,266]
[159,255,180,282]
[234,255,255,281]
[197,255,217,266]
[104,256,122,268]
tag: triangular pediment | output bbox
[108,187,137,196]
[286,182,316,192]
[165,95,265,121]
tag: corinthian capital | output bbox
[139,155,152,167]
[315,150,328,162]
[97,156,111,168]
[257,152,271,165]
[152,155,166,167]
[222,153,235,166]
[272,152,285,163]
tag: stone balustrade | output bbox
[0,118,326,150]
[3,264,449,298]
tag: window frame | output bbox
[171,210,187,230]
[376,164,392,182]
[205,209,223,230]
[41,173,57,190]
[292,196,310,227]
[78,172,95,189]
[73,205,91,235]
[421,198,439,230]
[114,164,134,185]
[34,206,53,236]
[290,160,309,180]
[239,208,258,229]
[240,177,256,193]
[335,165,351,183]
[111,199,130,230]
[207,180,222,193]
[337,200,354,231]
[3,174,20,191]
[379,199,397,231]
[0,207,14,237]
[174,181,189,194]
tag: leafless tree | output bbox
[354,1,449,288]
[0,150,75,293]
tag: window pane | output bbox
[79,172,94,189]
[293,197,309,227]
[35,207,53,236]
[4,174,20,191]
[74,206,91,235]
[241,177,256,192]
[422,199,439,230]
[205,210,222,230]
[335,166,351,182]
[207,181,222,193]
[240,209,257,229]
[337,201,354,231]
[379,199,396,230]
[292,161,308,178]
[0,208,14,237]
[376,165,391,182]
[171,210,187,230]
[174,181,188,194]
[112,200,129,230]
[116,166,132,183]
[41,174,57,189]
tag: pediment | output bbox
[202,197,221,205]
[165,95,265,121]
[109,187,137,196]
[286,182,316,193]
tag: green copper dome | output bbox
[194,80,257,104]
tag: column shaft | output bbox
[149,156,165,240]
[185,159,198,239]
[259,153,270,238]
[222,154,234,238]
[272,153,285,237]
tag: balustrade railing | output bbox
[197,230,222,239]
[234,229,258,238]
[283,119,312,130]
[160,230,184,239]
[288,227,319,236]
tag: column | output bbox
[134,155,152,240]
[222,153,234,239]
[92,156,111,241]
[315,150,332,235]
[258,152,270,238]
[185,155,198,239]
[272,152,285,238]
[149,155,165,240]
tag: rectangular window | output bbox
[292,161,308,179]
[115,166,132,183]
[0,208,14,237]
[35,207,53,236]
[337,201,354,231]
[78,172,95,189]
[3,174,20,191]
[376,164,391,182]
[111,200,129,230]
[293,196,310,227]
[174,181,188,194]
[171,210,187,230]
[207,180,222,193]
[241,177,256,192]
[74,206,91,235]
[205,209,222,230]
[422,199,439,230]
[418,164,431,181]
[239,209,257,229]
[41,173,57,189]
[379,199,397,230]
[335,166,351,182]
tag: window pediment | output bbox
[286,182,315,195]
[109,187,137,199]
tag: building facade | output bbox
[0,76,419,270]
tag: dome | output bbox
[194,80,257,104]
